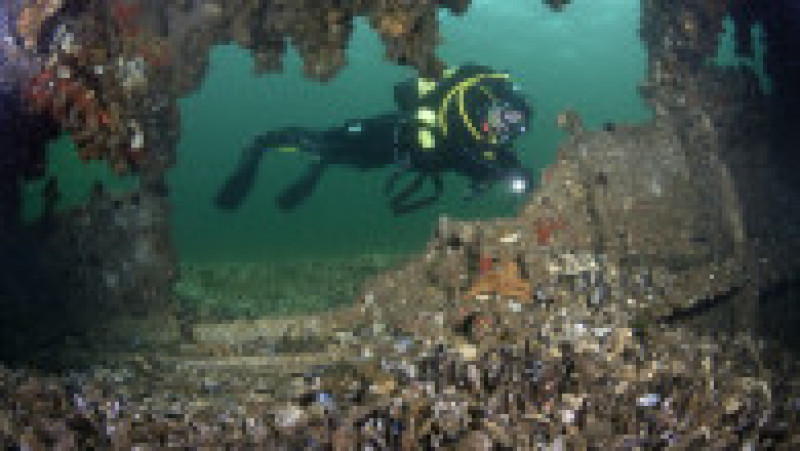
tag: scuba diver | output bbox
[215,63,534,215]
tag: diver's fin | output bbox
[276,160,327,211]
[214,142,266,210]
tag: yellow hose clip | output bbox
[417,78,437,97]
[415,107,438,126]
[417,128,436,149]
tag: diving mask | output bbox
[482,101,528,144]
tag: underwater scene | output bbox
[1,0,800,448]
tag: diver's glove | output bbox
[215,128,323,211]
[461,167,532,201]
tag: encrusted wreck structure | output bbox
[1,0,474,355]
[1,0,799,447]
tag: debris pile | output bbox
[1,181,798,446]
[3,89,798,445]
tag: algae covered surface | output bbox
[175,254,407,320]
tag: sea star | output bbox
[466,260,531,301]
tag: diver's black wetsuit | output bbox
[216,64,532,215]
[215,113,407,211]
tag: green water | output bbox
[21,135,138,221]
[23,0,654,263]
[712,15,772,93]
[170,0,652,262]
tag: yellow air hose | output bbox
[438,73,509,141]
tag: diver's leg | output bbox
[214,137,270,210]
[253,127,325,157]
[319,114,403,167]
[276,160,328,211]
[215,127,323,210]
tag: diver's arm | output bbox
[462,146,532,199]
[276,160,327,211]
[389,172,444,215]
